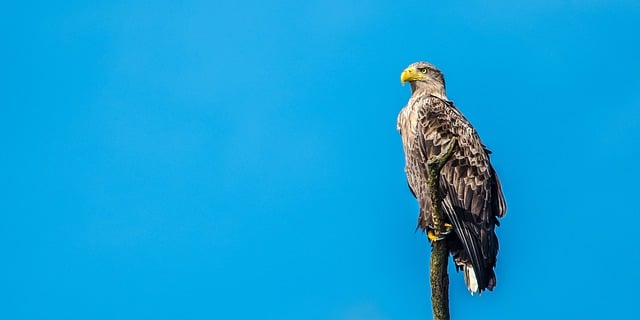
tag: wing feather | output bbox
[411,95,504,292]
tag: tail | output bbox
[463,265,479,294]
[460,263,496,295]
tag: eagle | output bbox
[397,61,506,294]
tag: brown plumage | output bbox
[397,62,506,293]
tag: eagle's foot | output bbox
[428,223,453,242]
[427,230,442,242]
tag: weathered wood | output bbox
[426,138,457,320]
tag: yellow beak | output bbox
[400,66,426,85]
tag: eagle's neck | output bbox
[410,81,447,101]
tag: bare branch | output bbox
[427,138,457,320]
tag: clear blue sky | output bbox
[2,1,639,319]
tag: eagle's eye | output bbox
[419,68,428,74]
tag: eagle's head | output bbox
[400,61,446,96]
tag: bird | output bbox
[397,61,506,294]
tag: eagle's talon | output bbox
[428,230,446,242]
[427,223,453,242]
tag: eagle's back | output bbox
[398,94,506,292]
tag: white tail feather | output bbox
[464,265,478,295]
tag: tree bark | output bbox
[426,138,457,320]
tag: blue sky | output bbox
[2,1,639,319]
